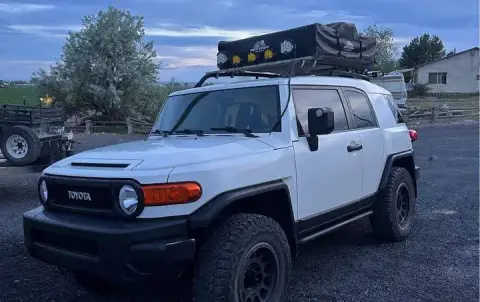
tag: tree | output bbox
[363,24,399,72]
[399,34,446,68]
[32,6,160,120]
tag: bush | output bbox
[409,83,430,97]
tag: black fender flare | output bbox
[188,180,298,253]
[379,150,417,196]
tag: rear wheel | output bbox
[0,126,41,166]
[193,213,291,301]
[370,167,416,241]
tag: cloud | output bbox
[5,24,81,38]
[0,3,55,13]
[145,25,272,40]
[394,37,412,45]
[0,59,55,66]
[6,23,272,40]
[218,0,234,7]
[285,9,365,21]
[156,45,217,69]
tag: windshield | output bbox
[152,85,281,135]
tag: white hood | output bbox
[53,135,275,171]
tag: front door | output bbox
[291,87,364,220]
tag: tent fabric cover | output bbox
[217,22,377,70]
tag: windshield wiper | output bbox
[150,129,171,137]
[173,129,205,136]
[211,127,258,138]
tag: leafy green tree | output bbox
[363,24,399,72]
[32,6,160,120]
[399,34,446,68]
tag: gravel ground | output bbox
[0,124,478,302]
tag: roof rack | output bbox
[195,55,372,87]
[194,70,282,88]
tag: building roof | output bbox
[415,47,479,68]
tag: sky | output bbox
[0,0,478,81]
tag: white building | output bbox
[398,47,479,94]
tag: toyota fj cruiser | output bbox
[23,23,420,301]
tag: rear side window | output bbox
[385,94,405,123]
[293,89,349,135]
[344,90,377,129]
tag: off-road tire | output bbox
[370,166,416,241]
[0,126,41,166]
[193,213,291,302]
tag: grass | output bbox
[0,86,41,106]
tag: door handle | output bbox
[347,143,363,152]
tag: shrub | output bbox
[409,83,430,97]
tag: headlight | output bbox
[119,185,139,215]
[39,180,48,204]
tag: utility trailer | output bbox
[0,104,74,167]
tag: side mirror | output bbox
[308,107,334,136]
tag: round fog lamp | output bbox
[39,180,48,204]
[119,185,139,215]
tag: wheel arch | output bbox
[188,180,299,258]
[379,150,417,197]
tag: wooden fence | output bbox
[402,106,479,125]
[65,118,154,135]
[64,106,479,135]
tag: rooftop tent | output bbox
[216,22,377,73]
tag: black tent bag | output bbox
[217,22,376,70]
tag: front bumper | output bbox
[23,207,195,283]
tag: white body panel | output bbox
[293,132,363,219]
[42,76,412,220]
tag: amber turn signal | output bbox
[142,182,202,206]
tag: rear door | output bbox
[342,88,384,197]
[292,86,364,220]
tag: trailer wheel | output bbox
[0,126,41,166]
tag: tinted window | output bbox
[293,89,349,135]
[384,94,404,123]
[345,90,376,128]
[152,86,280,134]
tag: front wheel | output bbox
[193,214,291,302]
[370,167,416,241]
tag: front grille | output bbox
[45,176,118,214]
[31,229,98,256]
[50,183,113,211]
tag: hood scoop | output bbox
[71,162,130,168]
[61,158,143,171]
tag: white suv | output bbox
[23,74,420,301]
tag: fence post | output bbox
[85,120,92,134]
[126,117,133,134]
[431,107,438,123]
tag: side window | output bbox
[384,94,405,124]
[293,89,349,135]
[345,90,377,129]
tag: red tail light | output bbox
[409,129,418,142]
